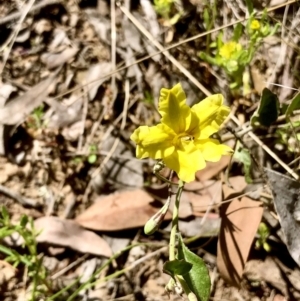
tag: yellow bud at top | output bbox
[250,19,260,30]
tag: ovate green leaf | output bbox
[177,235,211,301]
[251,88,279,127]
[163,259,192,278]
[286,92,300,120]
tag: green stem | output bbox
[154,172,179,186]
[176,275,198,301]
[169,180,184,261]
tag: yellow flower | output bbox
[250,19,260,30]
[130,84,232,183]
[219,41,242,59]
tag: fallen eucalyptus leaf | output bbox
[34,216,112,257]
[76,189,172,231]
[217,184,263,287]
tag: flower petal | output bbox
[195,138,233,162]
[191,94,230,138]
[159,83,192,134]
[163,142,206,182]
[130,124,175,159]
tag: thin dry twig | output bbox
[0,0,36,75]
[0,0,62,26]
[118,4,211,97]
[0,184,40,208]
[110,0,117,103]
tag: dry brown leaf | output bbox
[76,189,171,231]
[0,261,16,286]
[196,155,231,181]
[184,180,222,215]
[41,46,79,69]
[217,196,263,287]
[34,216,112,257]
[85,62,112,101]
[222,176,248,199]
[0,70,59,125]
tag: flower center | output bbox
[173,133,194,146]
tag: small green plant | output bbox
[88,144,98,164]
[27,104,45,129]
[199,11,279,92]
[255,222,271,252]
[203,1,217,53]
[0,206,50,300]
[153,0,181,25]
[143,91,154,105]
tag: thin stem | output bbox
[169,180,184,261]
[176,276,197,301]
[154,171,179,186]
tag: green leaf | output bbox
[245,0,253,14]
[163,259,192,278]
[1,206,9,224]
[88,154,97,164]
[251,88,279,127]
[233,141,252,183]
[177,235,211,301]
[233,23,243,42]
[203,7,210,30]
[286,92,300,120]
[20,215,28,228]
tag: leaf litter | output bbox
[1,0,300,300]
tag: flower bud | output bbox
[144,198,170,235]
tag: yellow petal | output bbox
[191,94,230,139]
[195,138,233,162]
[130,124,175,159]
[159,83,192,134]
[163,142,206,182]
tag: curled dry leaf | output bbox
[0,70,59,125]
[76,189,172,231]
[266,168,300,266]
[34,216,112,257]
[217,179,263,287]
[184,180,222,216]
[85,62,112,101]
[196,155,231,181]
[41,46,79,70]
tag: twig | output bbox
[118,4,211,97]
[0,0,62,26]
[77,86,89,152]
[110,0,117,104]
[0,0,36,75]
[0,184,40,208]
[266,3,289,89]
[51,254,89,280]
[230,114,299,180]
